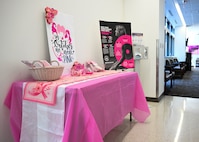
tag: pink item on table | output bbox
[23,70,120,105]
[70,61,86,76]
[23,82,57,105]
[86,61,104,72]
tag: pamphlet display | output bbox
[132,33,143,46]
[133,45,148,60]
[99,21,134,70]
[132,33,148,60]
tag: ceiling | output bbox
[165,0,199,27]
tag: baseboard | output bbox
[146,92,165,102]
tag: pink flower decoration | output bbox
[71,61,86,76]
[45,7,58,24]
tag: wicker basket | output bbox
[29,60,64,81]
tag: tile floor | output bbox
[104,95,199,142]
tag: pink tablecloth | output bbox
[4,71,150,142]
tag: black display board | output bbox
[99,21,134,70]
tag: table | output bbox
[4,71,150,142]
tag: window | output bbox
[165,17,175,56]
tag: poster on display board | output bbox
[45,7,76,75]
[99,21,134,70]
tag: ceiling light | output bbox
[175,1,186,26]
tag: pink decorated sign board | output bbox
[45,7,76,75]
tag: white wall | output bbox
[158,0,166,98]
[124,0,165,98]
[0,0,124,141]
[174,26,186,61]
[186,24,199,67]
[175,24,199,66]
